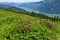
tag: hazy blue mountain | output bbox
[0,0,60,14]
[0,3,28,13]
[7,6,28,13]
[0,4,10,8]
[18,0,60,14]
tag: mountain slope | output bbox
[1,0,60,14]
[0,4,28,13]
[0,9,60,40]
[0,4,10,8]
[18,0,60,14]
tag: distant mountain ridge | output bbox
[18,0,60,14]
[0,0,60,14]
[0,3,28,13]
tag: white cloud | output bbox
[0,0,42,3]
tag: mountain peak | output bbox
[44,0,60,3]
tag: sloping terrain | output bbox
[0,0,60,18]
[18,0,60,14]
[0,4,28,13]
[0,9,60,40]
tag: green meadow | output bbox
[0,9,60,40]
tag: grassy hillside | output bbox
[0,9,60,40]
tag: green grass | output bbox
[0,9,60,40]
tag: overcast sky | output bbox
[0,0,43,3]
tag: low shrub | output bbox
[48,22,56,28]
[40,19,48,23]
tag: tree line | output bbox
[1,8,60,22]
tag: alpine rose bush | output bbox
[40,19,48,23]
[48,22,56,28]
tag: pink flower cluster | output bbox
[40,19,48,23]
[48,22,56,28]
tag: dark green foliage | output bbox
[29,11,60,22]
[1,8,60,22]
